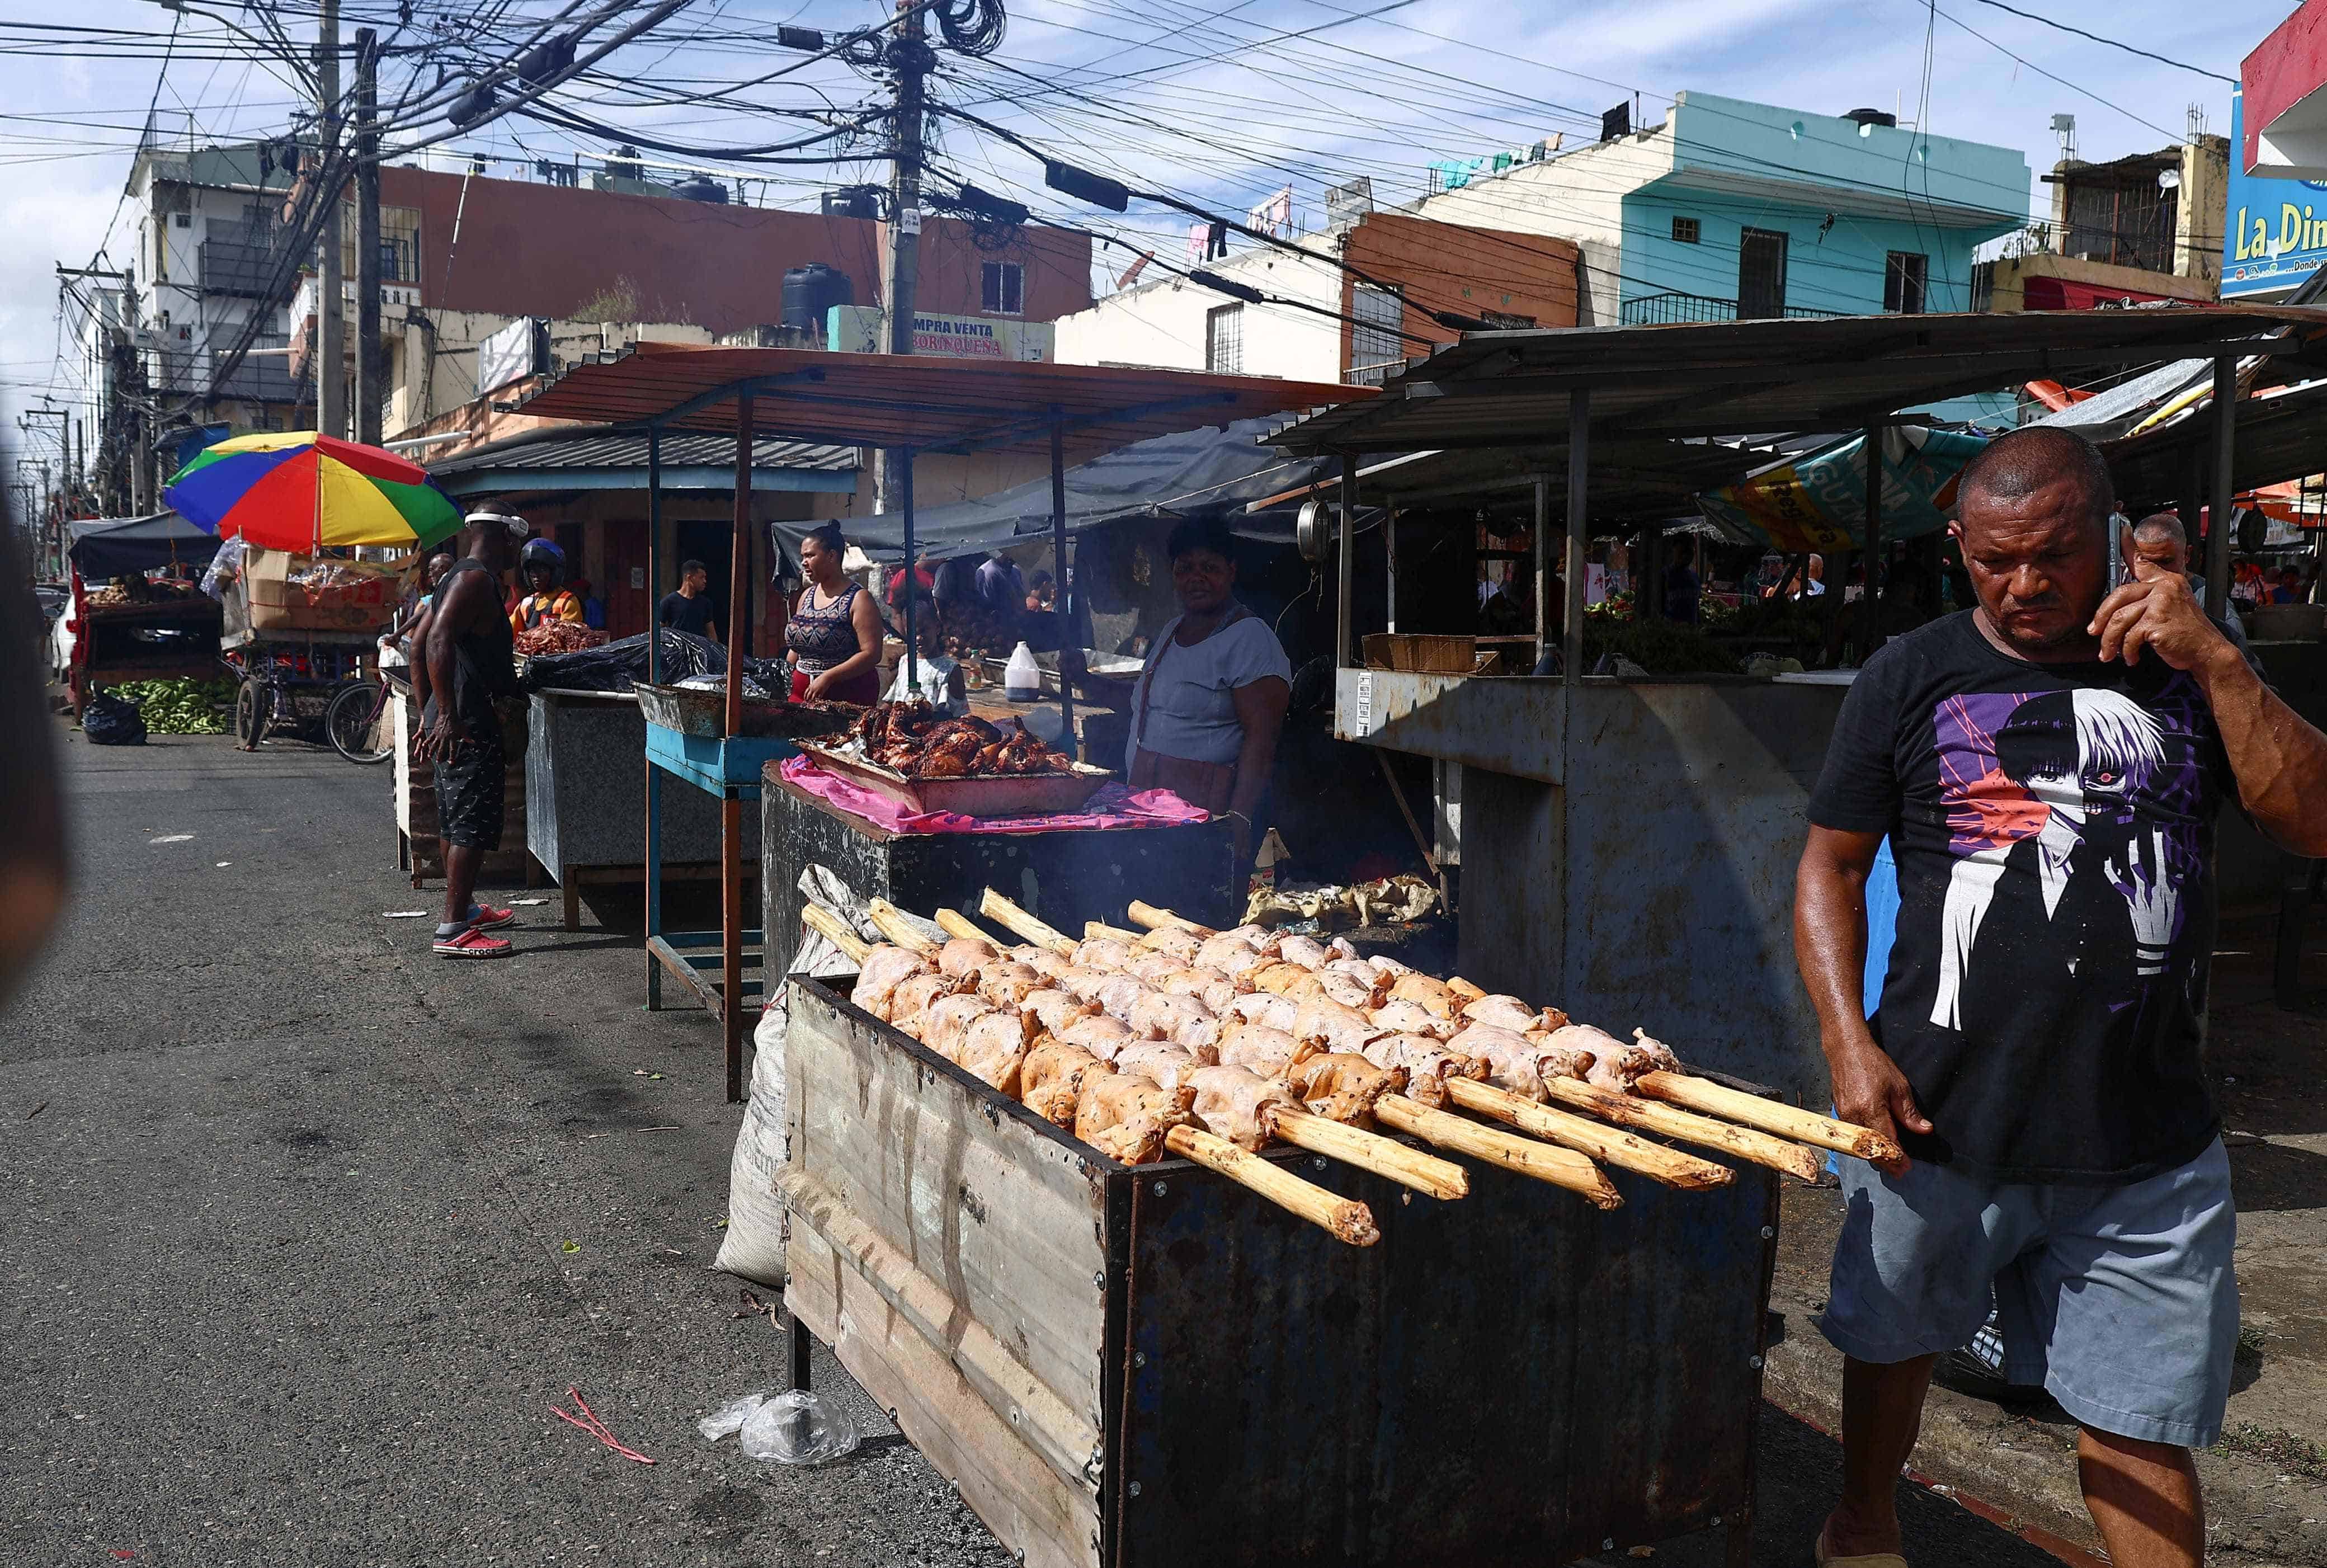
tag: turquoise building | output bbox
[1420,92,2034,327]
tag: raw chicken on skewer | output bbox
[1114,902,1779,1188]
[987,898,1617,1207]
[1119,896,1892,1172]
[823,907,1384,1245]
[971,895,1471,1200]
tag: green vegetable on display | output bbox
[106,678,238,735]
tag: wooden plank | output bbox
[787,1225,1100,1568]
[787,982,1114,1443]
[781,1167,1102,1495]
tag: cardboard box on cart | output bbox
[243,546,407,634]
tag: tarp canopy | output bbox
[67,512,220,579]
[1696,426,1991,552]
[773,418,1339,568]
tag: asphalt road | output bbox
[0,724,2070,1567]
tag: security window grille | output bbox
[981,261,1024,315]
[1737,227,1789,319]
[1206,304,1243,375]
[1885,251,1928,314]
[1671,215,1700,244]
[1348,285,1403,385]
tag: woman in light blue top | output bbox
[1063,518,1290,867]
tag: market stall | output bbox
[766,889,1910,1567]
[1266,305,2327,1099]
[504,344,1371,1101]
[527,686,760,930]
[63,513,224,717]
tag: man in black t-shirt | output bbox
[658,559,721,643]
[1796,427,2327,1568]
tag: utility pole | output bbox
[315,0,345,441]
[874,0,929,515]
[354,26,382,445]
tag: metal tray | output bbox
[634,681,857,740]
[795,740,1110,818]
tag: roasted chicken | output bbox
[846,701,1073,779]
[1073,1071,1197,1164]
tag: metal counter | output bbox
[1340,668,1850,1100]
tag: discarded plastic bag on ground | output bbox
[82,689,148,746]
[698,1391,772,1440]
[738,1390,859,1465]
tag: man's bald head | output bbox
[1957,426,2115,535]
[1949,427,2118,657]
[2128,511,2191,582]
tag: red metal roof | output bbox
[508,340,1374,455]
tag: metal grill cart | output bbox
[503,344,1372,1100]
[1265,306,2327,1101]
[776,975,1780,1568]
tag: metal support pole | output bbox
[789,1312,813,1391]
[724,395,753,1104]
[1563,392,1590,684]
[2179,440,2204,541]
[1336,451,1357,668]
[1864,424,1885,600]
[644,425,663,1010]
[317,0,345,441]
[1532,475,1551,671]
[902,450,919,690]
[874,0,927,516]
[352,28,381,446]
[2206,355,2236,622]
[1384,504,1398,634]
[1050,412,1074,750]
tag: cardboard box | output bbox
[243,547,406,634]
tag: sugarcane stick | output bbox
[1443,1079,1732,1190]
[1374,1095,1622,1209]
[934,907,1009,948]
[1269,1107,1469,1200]
[1085,920,1148,945]
[1539,1076,1825,1183]
[1633,1068,1904,1166]
[800,904,870,965]
[1163,1124,1379,1246]
[864,898,937,954]
[1128,900,1213,936]
[979,888,1075,955]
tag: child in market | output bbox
[884,595,969,715]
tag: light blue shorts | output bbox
[1820,1139,2239,1448]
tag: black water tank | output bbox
[675,176,728,204]
[1843,107,1897,130]
[781,263,854,331]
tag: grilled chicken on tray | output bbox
[842,701,1075,779]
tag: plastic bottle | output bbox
[1003,640,1042,703]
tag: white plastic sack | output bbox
[739,1390,860,1465]
[713,865,883,1291]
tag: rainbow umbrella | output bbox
[164,431,463,551]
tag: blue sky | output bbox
[0,0,2288,461]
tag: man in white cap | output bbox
[413,510,530,957]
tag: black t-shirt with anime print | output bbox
[1809,610,2250,1183]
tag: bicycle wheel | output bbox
[326,681,394,764]
[233,679,270,749]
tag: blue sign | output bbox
[2224,86,2327,299]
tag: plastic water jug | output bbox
[1004,641,1043,703]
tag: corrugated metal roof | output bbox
[507,340,1372,455]
[2105,378,2327,507]
[428,428,855,477]
[1269,306,2327,454]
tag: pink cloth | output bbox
[780,754,1210,836]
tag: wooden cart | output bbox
[778,976,1779,1568]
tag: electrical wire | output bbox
[1965,0,2239,86]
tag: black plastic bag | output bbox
[520,629,726,693]
[82,689,148,746]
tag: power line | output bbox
[1965,0,2239,86]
